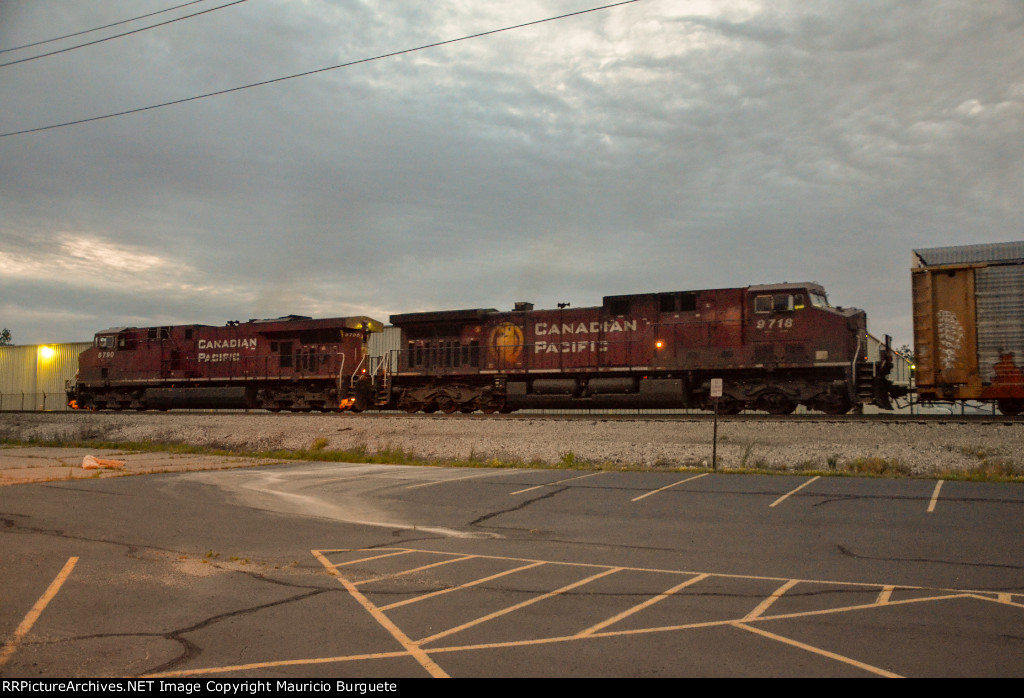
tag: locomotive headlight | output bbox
[655,340,664,350]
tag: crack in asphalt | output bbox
[467,486,567,529]
[837,544,1024,573]
[142,587,331,675]
[14,586,334,676]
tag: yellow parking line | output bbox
[419,567,622,645]
[312,550,449,678]
[578,573,709,636]
[632,473,709,502]
[510,471,605,495]
[0,556,78,669]
[381,561,546,611]
[744,579,800,620]
[732,622,903,677]
[328,550,414,569]
[769,476,820,508]
[354,555,475,587]
[144,649,413,677]
[877,585,895,604]
[927,480,943,513]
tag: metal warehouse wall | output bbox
[0,342,91,411]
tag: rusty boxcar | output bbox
[911,241,1024,415]
[379,282,897,414]
[67,315,382,411]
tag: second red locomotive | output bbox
[379,282,896,414]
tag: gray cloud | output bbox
[1,0,1022,348]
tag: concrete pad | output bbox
[0,446,282,486]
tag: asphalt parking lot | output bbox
[1,452,1022,677]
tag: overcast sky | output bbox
[2,0,1022,347]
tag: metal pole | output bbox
[712,396,718,471]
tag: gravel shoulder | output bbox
[2,412,1021,477]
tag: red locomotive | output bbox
[67,315,381,412]
[380,282,897,414]
[68,282,898,414]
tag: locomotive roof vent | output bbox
[248,314,313,323]
[513,302,534,312]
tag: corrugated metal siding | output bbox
[368,327,404,363]
[914,241,1024,267]
[976,265,1024,383]
[0,342,91,410]
[0,346,37,407]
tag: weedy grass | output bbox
[1,436,1021,482]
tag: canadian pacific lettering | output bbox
[534,320,637,335]
[196,338,257,363]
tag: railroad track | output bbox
[6,410,1021,425]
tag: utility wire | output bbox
[0,0,640,139]
[0,0,250,68]
[0,1,211,53]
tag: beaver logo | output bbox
[489,322,524,366]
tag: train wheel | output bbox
[437,397,459,414]
[997,399,1023,416]
[760,392,795,415]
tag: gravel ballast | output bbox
[2,412,1021,477]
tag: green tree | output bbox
[0,328,11,346]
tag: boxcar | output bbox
[911,241,1024,415]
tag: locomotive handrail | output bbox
[349,353,366,387]
[336,351,346,395]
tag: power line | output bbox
[0,1,212,53]
[0,0,251,68]
[0,0,641,139]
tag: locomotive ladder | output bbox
[371,352,394,406]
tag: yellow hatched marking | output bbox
[353,555,475,587]
[877,585,895,604]
[578,573,709,636]
[510,471,605,495]
[327,549,414,569]
[927,480,943,513]
[745,578,800,620]
[632,473,709,502]
[966,592,1024,609]
[770,476,819,508]
[732,622,903,678]
[311,550,449,678]
[0,557,78,669]
[381,561,546,611]
[419,567,622,645]
[147,543,1008,679]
